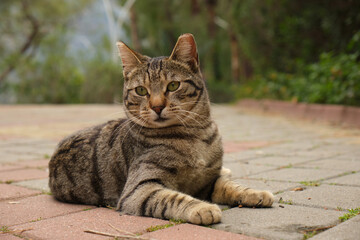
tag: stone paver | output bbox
[233,179,299,195]
[14,178,50,192]
[15,159,50,168]
[223,161,276,178]
[277,184,360,210]
[0,168,48,182]
[143,223,260,240]
[0,164,23,172]
[248,167,345,182]
[15,208,168,240]
[0,184,41,200]
[297,158,360,172]
[1,104,360,240]
[213,205,343,240]
[311,215,360,240]
[0,195,95,226]
[0,234,23,240]
[324,172,360,186]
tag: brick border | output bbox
[237,99,360,128]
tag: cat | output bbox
[48,33,274,225]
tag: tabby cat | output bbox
[48,33,274,225]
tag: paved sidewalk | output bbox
[0,104,359,240]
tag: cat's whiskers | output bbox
[176,110,208,128]
[177,108,208,120]
[118,117,142,147]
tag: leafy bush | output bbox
[237,51,360,106]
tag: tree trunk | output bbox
[229,32,240,83]
[129,6,140,52]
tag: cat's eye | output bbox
[135,86,148,96]
[167,81,180,92]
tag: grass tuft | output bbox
[339,208,360,222]
[0,226,10,233]
[300,181,320,187]
[146,218,186,232]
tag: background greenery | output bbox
[1,0,359,105]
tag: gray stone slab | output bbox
[248,155,312,167]
[223,151,265,162]
[311,215,360,240]
[297,158,360,172]
[212,205,343,240]
[233,179,299,195]
[277,184,360,210]
[224,162,276,178]
[14,178,50,193]
[249,168,345,182]
[324,172,360,186]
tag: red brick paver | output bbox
[143,223,261,240]
[0,184,40,201]
[0,234,23,240]
[15,208,168,240]
[15,159,50,168]
[0,195,94,226]
[0,168,48,182]
[0,164,23,172]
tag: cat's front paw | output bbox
[240,190,274,207]
[187,203,222,225]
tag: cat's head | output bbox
[117,33,210,128]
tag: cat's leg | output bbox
[117,178,221,225]
[211,167,274,207]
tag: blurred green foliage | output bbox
[1,0,359,105]
[237,32,360,106]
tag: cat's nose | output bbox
[152,105,165,115]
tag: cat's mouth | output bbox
[154,117,168,122]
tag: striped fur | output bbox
[48,34,273,225]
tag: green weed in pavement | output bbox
[339,208,360,222]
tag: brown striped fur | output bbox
[48,34,273,225]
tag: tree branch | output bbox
[0,0,40,83]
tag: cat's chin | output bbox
[145,118,182,128]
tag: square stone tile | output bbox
[223,151,263,162]
[233,179,300,195]
[277,184,360,210]
[213,205,343,240]
[324,172,360,186]
[248,156,312,167]
[312,215,360,240]
[0,195,94,226]
[224,162,276,178]
[248,168,345,182]
[223,141,271,154]
[0,184,41,201]
[16,208,168,240]
[297,158,360,172]
[14,178,50,192]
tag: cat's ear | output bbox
[169,33,199,71]
[116,41,144,70]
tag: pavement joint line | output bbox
[242,169,357,183]
[7,202,99,228]
[274,199,351,213]
[0,192,43,202]
[225,152,341,165]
